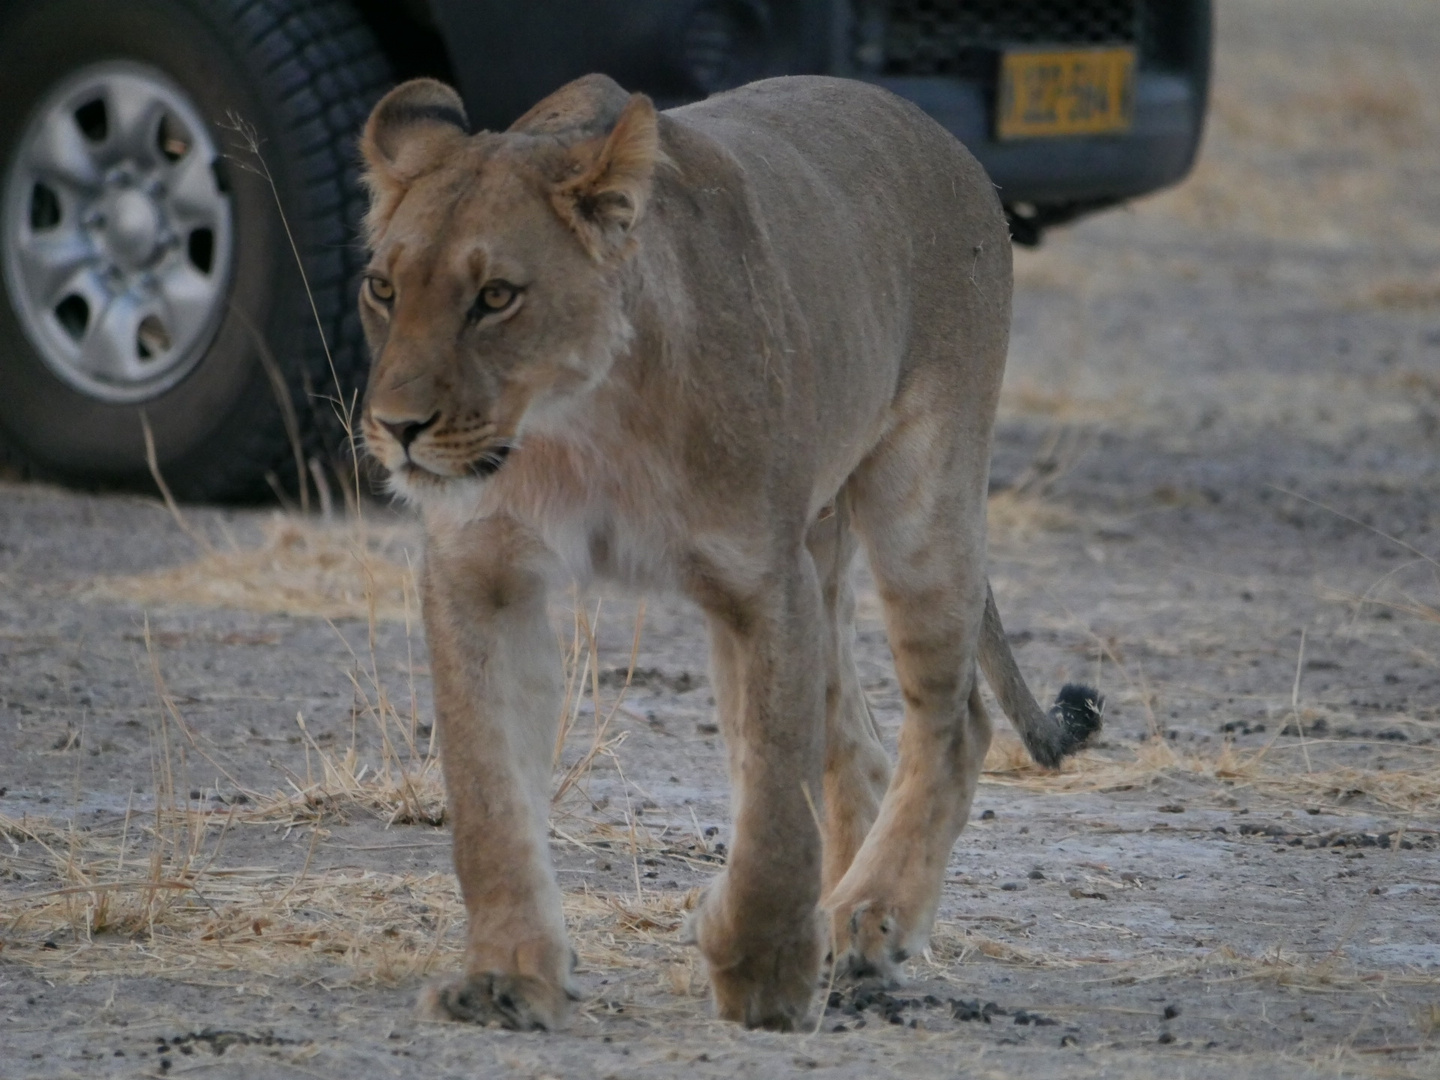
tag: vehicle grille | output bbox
[862,0,1154,78]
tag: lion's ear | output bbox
[359,79,469,243]
[550,93,661,261]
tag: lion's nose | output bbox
[377,412,440,450]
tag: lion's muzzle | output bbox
[376,411,440,453]
[363,406,516,487]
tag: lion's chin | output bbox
[383,462,497,525]
[392,445,512,487]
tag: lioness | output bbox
[357,73,1100,1032]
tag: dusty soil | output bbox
[3,2,1439,1077]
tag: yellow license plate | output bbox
[997,47,1136,140]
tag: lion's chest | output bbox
[531,499,678,591]
[493,445,683,592]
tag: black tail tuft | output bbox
[1047,683,1104,759]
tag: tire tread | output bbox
[186,0,388,499]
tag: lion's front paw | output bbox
[421,971,576,1031]
[688,883,823,1031]
[828,899,917,985]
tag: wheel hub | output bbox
[102,187,163,269]
[1,60,234,403]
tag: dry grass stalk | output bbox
[1093,942,1439,993]
[139,413,216,556]
[243,711,446,829]
[98,511,449,829]
[3,801,713,990]
[1361,277,1440,311]
[83,525,644,828]
[984,423,1093,543]
[981,733,1440,816]
[551,597,645,810]
[229,588,649,830]
[86,515,419,622]
[2,831,467,985]
[986,488,1078,542]
[1136,47,1440,253]
[929,917,1437,997]
[1,763,229,943]
[11,793,1430,1002]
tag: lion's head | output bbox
[356,76,661,500]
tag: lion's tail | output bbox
[978,583,1103,769]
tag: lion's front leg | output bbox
[686,551,828,1031]
[420,517,576,1031]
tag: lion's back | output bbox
[664,76,1012,401]
[668,76,1004,249]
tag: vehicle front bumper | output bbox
[870,70,1205,207]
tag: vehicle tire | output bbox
[0,0,390,501]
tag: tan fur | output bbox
[358,73,1079,1032]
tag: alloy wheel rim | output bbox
[2,60,235,404]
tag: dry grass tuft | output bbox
[981,733,1036,775]
[982,732,1440,816]
[12,508,686,988]
[929,921,1078,969]
[985,421,1094,542]
[987,488,1077,542]
[0,821,466,985]
[1133,26,1440,251]
[1011,249,1090,293]
[1384,368,1440,406]
[1,674,255,950]
[1000,379,1113,423]
[1361,277,1440,311]
[1,802,709,990]
[1100,942,1440,994]
[242,712,446,829]
[86,514,420,622]
[929,914,1437,997]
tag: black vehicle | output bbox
[0,0,1210,501]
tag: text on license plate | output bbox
[997,47,1136,140]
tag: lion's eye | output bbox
[471,280,519,321]
[367,276,394,304]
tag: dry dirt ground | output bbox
[3,2,1439,1077]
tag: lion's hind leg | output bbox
[808,490,892,900]
[685,545,828,1031]
[823,407,994,982]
